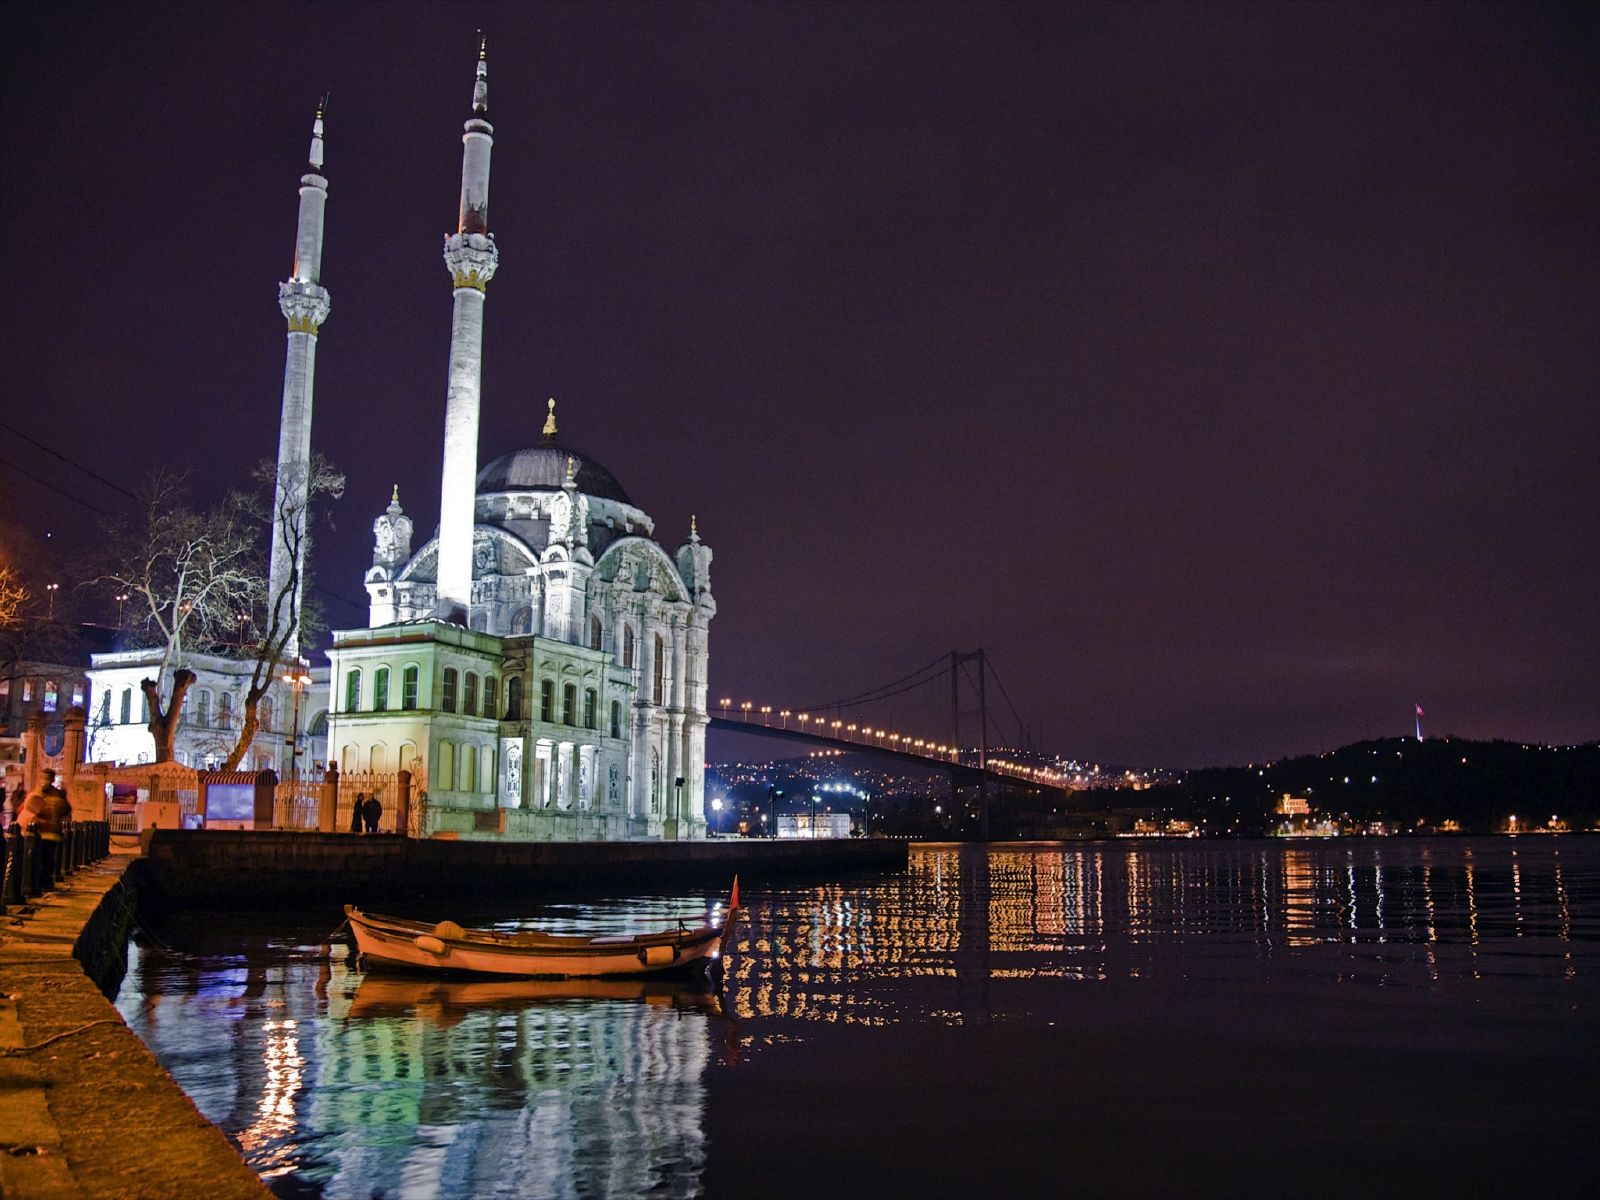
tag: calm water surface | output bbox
[116,839,1600,1198]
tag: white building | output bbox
[325,46,716,841]
[85,650,328,772]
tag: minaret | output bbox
[270,101,332,661]
[436,37,500,622]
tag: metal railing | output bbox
[1,820,112,913]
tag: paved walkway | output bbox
[0,849,268,1199]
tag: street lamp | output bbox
[760,705,772,725]
[282,666,313,774]
[711,795,723,836]
[115,592,129,626]
[45,583,59,619]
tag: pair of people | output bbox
[348,791,384,834]
[22,768,72,882]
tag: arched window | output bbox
[441,668,458,713]
[539,678,554,722]
[43,679,58,713]
[260,697,274,732]
[196,690,211,727]
[141,691,150,723]
[510,606,533,635]
[482,745,495,793]
[610,699,621,739]
[562,683,577,726]
[623,626,636,669]
[370,743,387,772]
[97,690,111,726]
[583,688,597,730]
[484,675,497,719]
[506,676,523,721]
[589,616,603,651]
[401,664,420,710]
[120,688,132,725]
[399,741,417,773]
[462,744,477,791]
[438,740,455,788]
[341,743,357,771]
[652,634,665,705]
[463,672,479,717]
[345,668,362,712]
[373,666,390,712]
[218,692,233,729]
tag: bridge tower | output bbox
[949,649,992,839]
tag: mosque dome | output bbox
[475,443,632,504]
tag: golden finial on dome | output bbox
[391,483,400,504]
[566,454,576,481]
[543,397,558,441]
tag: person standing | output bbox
[22,769,71,885]
[350,792,365,833]
[362,793,382,834]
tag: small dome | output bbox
[476,443,631,504]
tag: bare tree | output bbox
[96,471,260,762]
[219,455,344,771]
[0,561,25,629]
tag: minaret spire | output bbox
[435,41,501,622]
[270,101,333,661]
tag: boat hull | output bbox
[346,907,724,979]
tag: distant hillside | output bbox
[1087,737,1600,834]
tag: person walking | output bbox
[22,769,71,885]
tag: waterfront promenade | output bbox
[0,846,268,1200]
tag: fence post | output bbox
[396,769,412,838]
[254,769,278,829]
[319,763,339,833]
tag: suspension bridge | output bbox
[709,650,1068,837]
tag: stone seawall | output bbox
[141,830,909,907]
[0,851,269,1199]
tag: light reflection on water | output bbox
[116,839,1600,1198]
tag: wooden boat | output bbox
[344,878,740,979]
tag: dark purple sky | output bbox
[3,2,1596,767]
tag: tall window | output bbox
[589,616,603,650]
[141,692,150,723]
[463,672,479,717]
[462,744,477,791]
[98,691,111,726]
[370,744,386,772]
[401,664,419,710]
[610,699,621,739]
[43,679,58,713]
[197,690,211,727]
[623,626,636,669]
[345,669,362,712]
[506,677,523,721]
[652,634,665,705]
[399,741,417,772]
[0,678,9,707]
[22,680,33,703]
[218,692,233,729]
[539,679,554,722]
[441,668,458,713]
[120,688,131,725]
[71,683,85,707]
[373,666,390,712]
[562,683,577,726]
[438,741,455,788]
[484,676,498,719]
[583,688,597,730]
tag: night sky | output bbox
[2,2,1596,767]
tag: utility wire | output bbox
[0,456,113,516]
[0,419,140,502]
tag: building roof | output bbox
[475,443,631,504]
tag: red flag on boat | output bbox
[729,875,740,912]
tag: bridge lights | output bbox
[720,698,732,716]
[798,713,809,725]
[741,701,752,719]
[760,705,772,725]
[780,709,791,728]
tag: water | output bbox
[116,839,1600,1198]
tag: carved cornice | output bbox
[444,231,499,292]
[279,279,331,334]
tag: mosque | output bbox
[327,46,716,840]
[87,45,716,840]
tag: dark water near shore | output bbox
[116,839,1600,1198]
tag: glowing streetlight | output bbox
[711,796,723,835]
[281,666,314,774]
[780,709,791,728]
[760,705,772,725]
[45,582,59,619]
